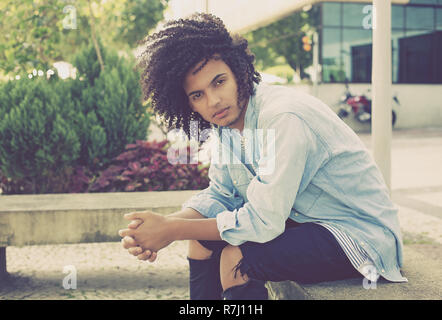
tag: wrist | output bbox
[166,216,184,241]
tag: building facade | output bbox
[314,0,442,130]
[320,0,442,84]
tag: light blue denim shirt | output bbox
[182,83,407,282]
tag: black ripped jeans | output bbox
[188,222,361,300]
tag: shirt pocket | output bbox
[228,165,252,201]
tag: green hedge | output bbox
[0,39,150,193]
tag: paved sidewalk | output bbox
[1,127,441,300]
[0,240,190,300]
[359,128,442,245]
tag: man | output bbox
[119,13,407,300]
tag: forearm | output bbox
[166,207,222,241]
[167,207,206,219]
[169,216,222,241]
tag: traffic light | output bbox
[302,35,311,52]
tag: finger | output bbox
[128,219,143,229]
[121,236,137,249]
[123,235,137,246]
[118,228,135,238]
[124,211,144,221]
[128,246,143,256]
[148,251,157,263]
[137,250,152,261]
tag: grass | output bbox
[262,64,295,83]
[402,231,436,245]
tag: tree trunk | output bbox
[88,0,104,72]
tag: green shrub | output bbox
[69,38,150,170]
[0,77,80,193]
[0,38,150,194]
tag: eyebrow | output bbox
[187,73,227,97]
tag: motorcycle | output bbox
[336,81,400,127]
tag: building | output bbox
[317,0,442,130]
[166,0,442,129]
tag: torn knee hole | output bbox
[232,258,250,280]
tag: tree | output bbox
[0,0,66,76]
[244,6,320,80]
[113,0,168,48]
[0,0,168,78]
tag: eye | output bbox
[215,78,225,86]
[191,92,202,101]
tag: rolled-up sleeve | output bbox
[216,113,311,246]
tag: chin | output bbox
[225,118,241,129]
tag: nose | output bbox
[206,89,221,109]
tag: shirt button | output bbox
[382,269,385,273]
[361,242,365,246]
[233,180,237,185]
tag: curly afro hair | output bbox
[136,13,261,138]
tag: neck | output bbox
[228,97,249,132]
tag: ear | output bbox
[182,88,195,112]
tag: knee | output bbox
[187,240,213,260]
[220,245,248,289]
[220,244,241,261]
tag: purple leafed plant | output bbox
[89,140,209,192]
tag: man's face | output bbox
[183,57,248,131]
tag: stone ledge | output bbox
[0,191,199,246]
[1,191,441,299]
[0,191,199,212]
[267,244,442,300]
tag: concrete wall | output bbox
[0,191,199,247]
[290,83,442,131]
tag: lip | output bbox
[213,107,230,119]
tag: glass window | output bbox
[343,3,368,28]
[322,28,344,82]
[342,29,372,82]
[320,3,442,84]
[322,2,341,27]
[406,7,434,29]
[397,31,441,83]
[408,0,438,4]
[392,5,405,30]
[392,31,405,83]
[437,8,442,30]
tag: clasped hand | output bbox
[118,211,174,262]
